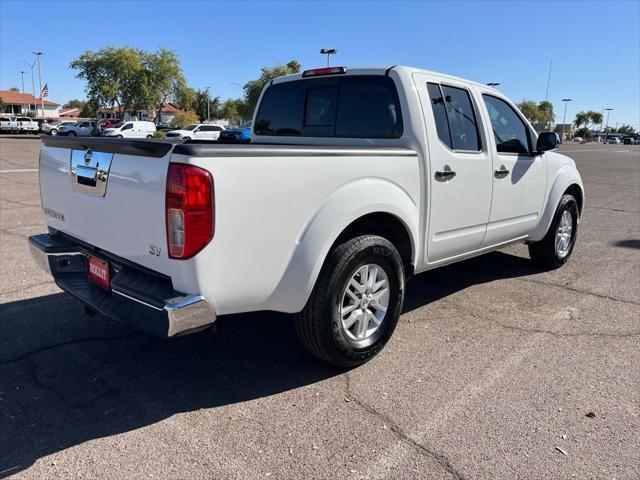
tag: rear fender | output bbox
[264,178,419,312]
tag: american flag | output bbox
[41,83,48,97]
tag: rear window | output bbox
[255,75,403,138]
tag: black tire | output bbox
[528,194,579,269]
[68,131,76,137]
[146,134,153,139]
[295,235,405,368]
[183,136,191,141]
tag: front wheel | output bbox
[528,194,579,269]
[295,235,405,368]
[67,131,76,137]
[50,129,58,135]
[116,134,123,138]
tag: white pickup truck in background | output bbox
[29,65,584,367]
[0,116,39,134]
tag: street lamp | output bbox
[561,98,572,143]
[22,60,36,115]
[486,82,500,87]
[604,108,613,143]
[32,51,44,118]
[320,48,337,67]
[205,86,210,122]
[20,71,26,115]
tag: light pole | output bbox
[20,71,26,114]
[561,98,572,143]
[22,60,36,115]
[604,108,613,143]
[204,87,210,122]
[32,51,44,118]
[487,82,500,87]
[320,48,337,67]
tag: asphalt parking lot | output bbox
[0,137,638,479]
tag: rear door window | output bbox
[255,75,403,138]
[427,83,481,151]
[336,76,402,138]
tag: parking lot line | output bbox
[0,168,38,173]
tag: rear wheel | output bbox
[116,134,123,138]
[50,129,58,135]
[295,235,405,368]
[146,134,153,138]
[68,131,76,137]
[528,194,579,269]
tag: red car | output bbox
[97,118,119,130]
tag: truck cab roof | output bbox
[272,65,497,93]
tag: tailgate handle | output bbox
[70,150,113,197]
[76,165,98,186]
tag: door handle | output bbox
[435,167,456,181]
[494,166,510,178]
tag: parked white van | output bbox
[102,121,156,138]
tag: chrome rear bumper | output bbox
[29,233,216,337]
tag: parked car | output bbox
[0,116,39,134]
[58,120,98,137]
[165,123,224,140]
[42,120,77,136]
[102,121,156,138]
[30,65,584,367]
[97,118,119,131]
[606,137,620,144]
[218,121,252,143]
[622,136,638,145]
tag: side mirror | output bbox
[536,131,558,153]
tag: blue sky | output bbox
[1,0,638,127]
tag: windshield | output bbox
[112,122,125,128]
[183,124,198,131]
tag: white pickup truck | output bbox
[29,65,584,367]
[0,115,39,134]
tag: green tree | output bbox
[575,127,592,139]
[617,124,636,135]
[143,48,188,122]
[71,47,150,119]
[243,60,301,116]
[175,85,197,112]
[537,100,555,127]
[0,97,6,113]
[80,98,99,118]
[63,99,86,109]
[517,100,540,124]
[172,110,199,128]
[221,98,249,124]
[574,111,603,130]
[193,89,221,121]
[9,87,19,92]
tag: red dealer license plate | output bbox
[87,255,110,291]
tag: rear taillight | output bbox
[166,163,214,259]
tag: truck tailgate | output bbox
[39,138,174,275]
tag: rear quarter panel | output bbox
[168,151,420,315]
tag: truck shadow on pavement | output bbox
[0,250,539,477]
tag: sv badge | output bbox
[148,244,162,256]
